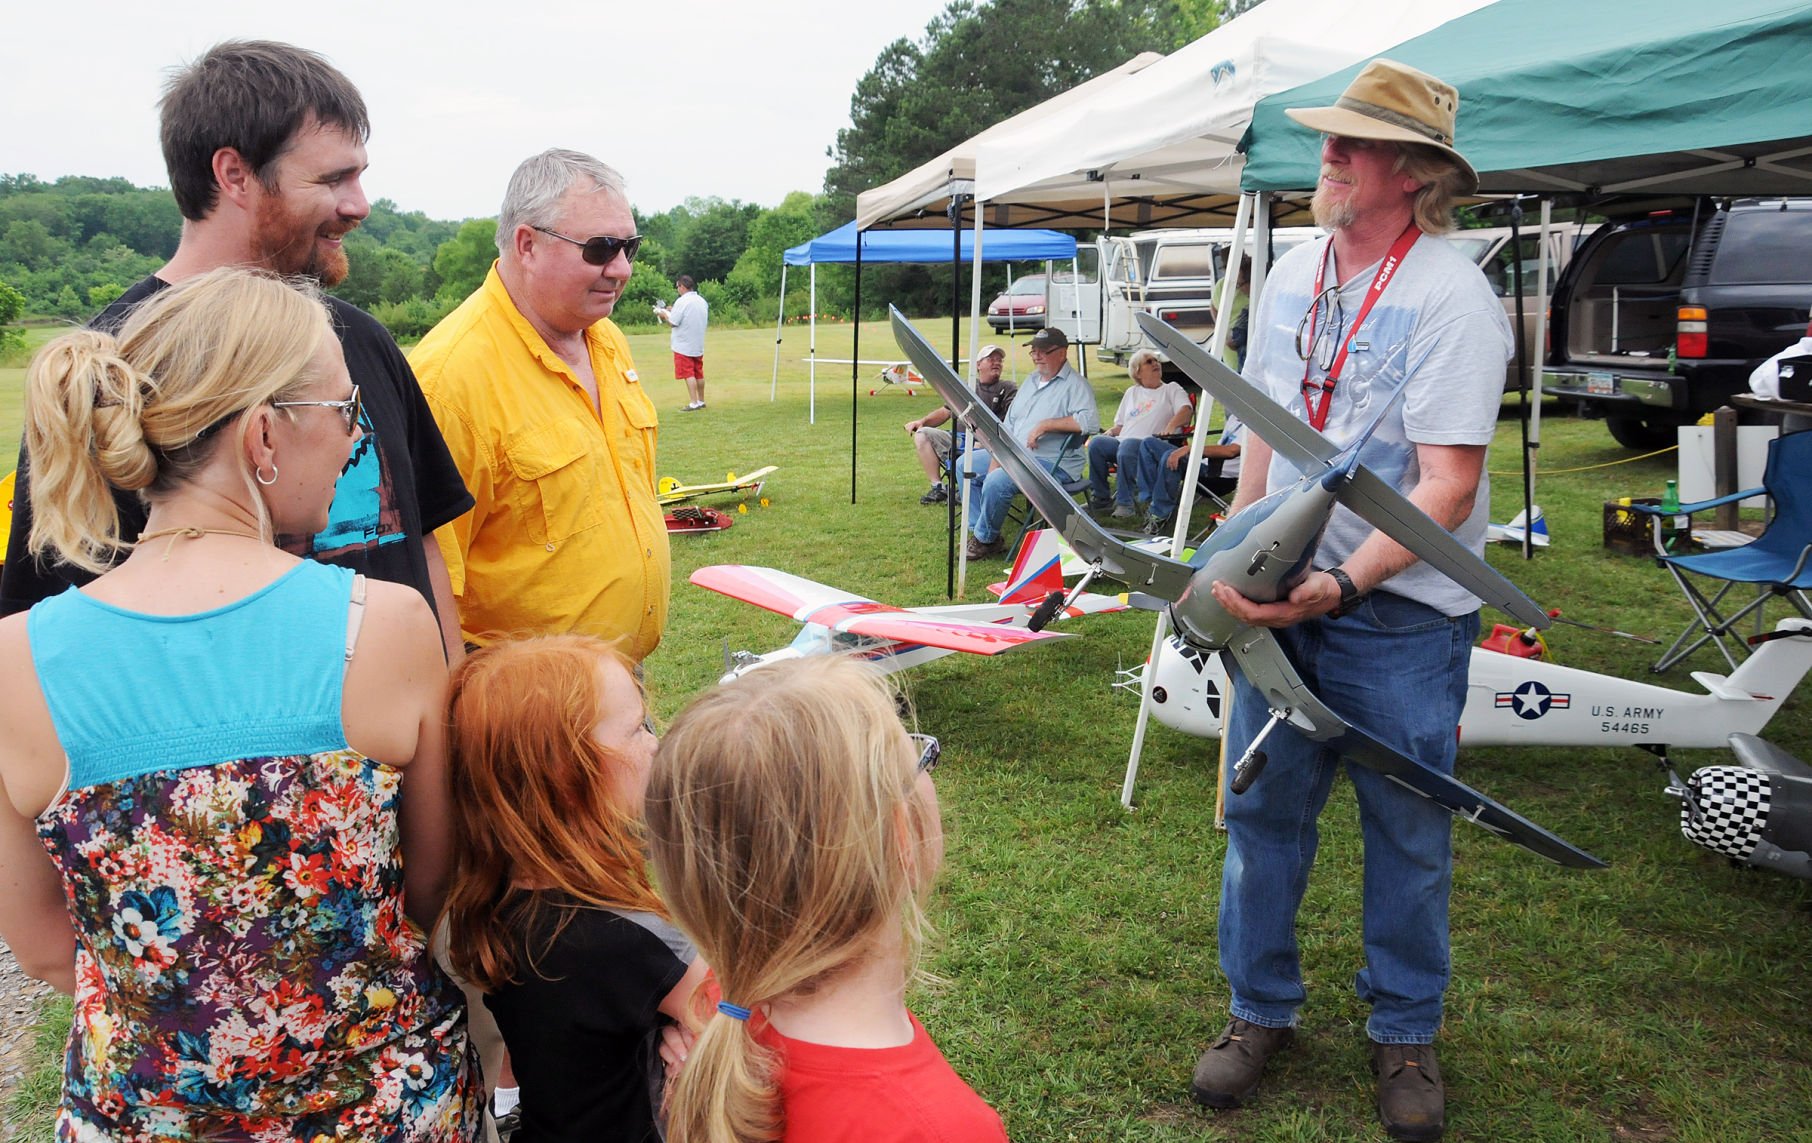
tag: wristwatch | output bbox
[1324,567,1364,619]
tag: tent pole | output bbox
[948,194,963,600]
[851,229,862,504]
[1250,193,1272,308]
[809,265,817,425]
[1071,252,1085,377]
[950,195,962,372]
[771,264,787,402]
[1510,199,1535,560]
[1531,197,1552,513]
[957,199,987,600]
[1005,262,1019,380]
[1123,189,1249,808]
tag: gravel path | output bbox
[0,939,54,1134]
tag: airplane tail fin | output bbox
[1488,506,1551,547]
[998,529,1065,604]
[1722,619,1812,714]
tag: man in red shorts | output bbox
[655,274,709,411]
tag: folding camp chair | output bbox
[1631,429,1812,673]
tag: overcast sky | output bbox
[1,0,957,221]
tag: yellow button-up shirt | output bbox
[410,266,669,659]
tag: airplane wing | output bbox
[890,307,1196,598]
[658,465,778,506]
[1135,312,1549,630]
[691,564,1070,657]
[1340,469,1549,629]
[691,564,862,621]
[832,612,1071,655]
[1223,634,1603,868]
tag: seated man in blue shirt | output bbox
[958,326,1102,559]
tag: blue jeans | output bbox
[960,448,1071,544]
[1135,436,1237,523]
[1135,437,1184,521]
[1219,593,1479,1043]
[1086,434,1143,506]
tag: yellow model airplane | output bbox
[655,466,777,507]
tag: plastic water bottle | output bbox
[1659,479,1689,553]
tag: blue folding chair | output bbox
[1632,430,1812,673]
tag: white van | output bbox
[1047,227,1318,370]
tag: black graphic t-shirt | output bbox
[0,275,473,617]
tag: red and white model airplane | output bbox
[692,530,1127,683]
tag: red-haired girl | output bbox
[444,635,705,1143]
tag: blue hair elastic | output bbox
[716,1001,752,1022]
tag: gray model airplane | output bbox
[889,305,1603,868]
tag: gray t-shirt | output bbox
[1242,232,1512,614]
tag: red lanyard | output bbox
[1301,223,1421,431]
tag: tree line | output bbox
[2,0,1246,346]
[0,172,839,342]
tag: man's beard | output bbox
[253,193,355,285]
[1310,172,1358,231]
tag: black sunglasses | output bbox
[532,226,643,266]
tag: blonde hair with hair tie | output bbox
[23,267,334,571]
[646,655,937,1143]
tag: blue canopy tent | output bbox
[771,223,1076,423]
[785,222,1075,264]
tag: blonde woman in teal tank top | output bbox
[0,269,480,1141]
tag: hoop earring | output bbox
[255,463,279,486]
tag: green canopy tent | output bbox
[1239,0,1812,197]
[1237,0,1812,553]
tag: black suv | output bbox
[1542,198,1812,448]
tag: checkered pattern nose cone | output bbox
[1681,767,1771,859]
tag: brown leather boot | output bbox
[1189,1018,1293,1108]
[1372,1040,1445,1141]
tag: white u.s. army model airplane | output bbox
[693,529,1127,684]
[892,305,1603,868]
[1135,618,1812,750]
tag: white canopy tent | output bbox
[853,51,1164,231]
[971,0,1496,214]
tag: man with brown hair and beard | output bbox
[0,40,471,662]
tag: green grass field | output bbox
[5,316,1811,1140]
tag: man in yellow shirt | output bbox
[411,149,668,659]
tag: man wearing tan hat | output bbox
[905,343,1017,504]
[1191,59,1512,1142]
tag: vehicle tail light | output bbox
[1676,306,1708,359]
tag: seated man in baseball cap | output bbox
[904,344,1016,504]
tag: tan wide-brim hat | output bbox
[1285,58,1479,193]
